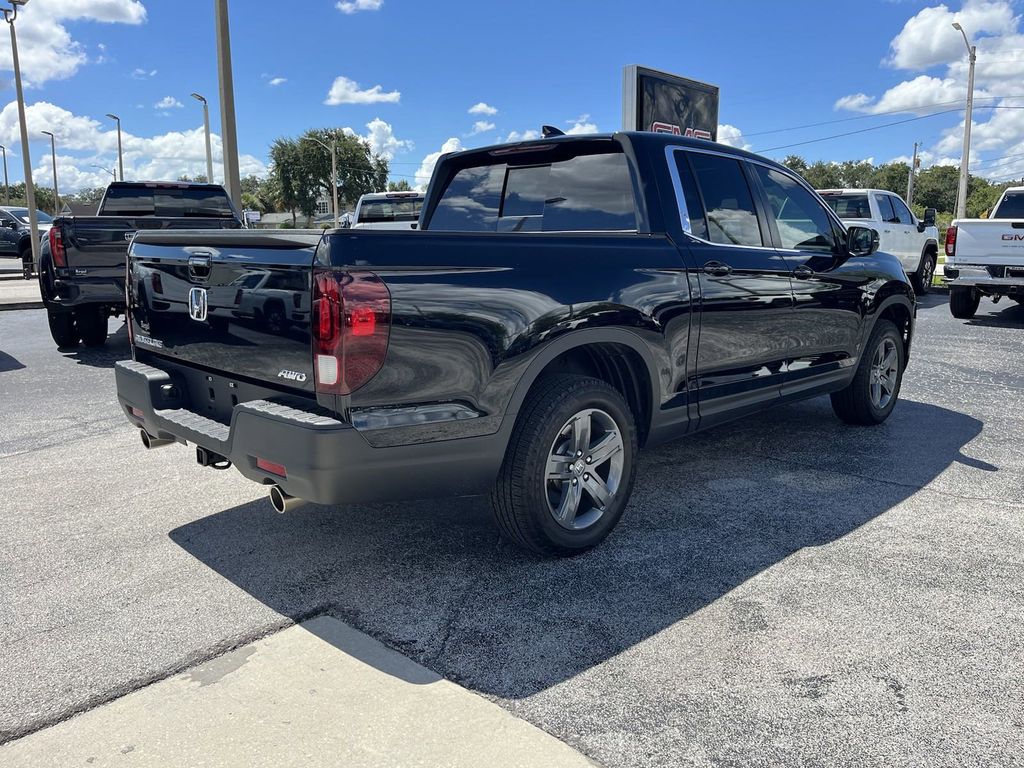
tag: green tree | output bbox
[869,162,911,196]
[387,179,413,192]
[913,165,959,214]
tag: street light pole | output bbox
[41,130,59,213]
[301,134,339,229]
[953,22,976,220]
[190,93,214,182]
[90,164,116,182]
[0,145,9,205]
[3,0,40,276]
[214,0,242,205]
[105,113,123,181]
[906,141,919,207]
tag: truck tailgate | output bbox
[127,230,323,394]
[952,219,1024,265]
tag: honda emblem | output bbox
[188,286,208,322]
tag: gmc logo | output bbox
[1001,234,1024,241]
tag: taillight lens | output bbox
[48,226,66,268]
[312,270,390,395]
[945,225,957,258]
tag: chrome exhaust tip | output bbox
[140,429,173,450]
[269,485,305,514]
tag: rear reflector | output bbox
[256,458,287,477]
[312,270,390,395]
[129,406,144,419]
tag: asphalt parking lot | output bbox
[1,294,1023,767]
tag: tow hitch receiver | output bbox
[196,446,231,470]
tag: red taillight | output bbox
[48,226,66,268]
[152,272,163,294]
[945,225,957,257]
[256,457,287,477]
[312,270,390,395]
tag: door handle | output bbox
[792,265,815,280]
[702,261,732,277]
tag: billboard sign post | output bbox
[622,65,719,140]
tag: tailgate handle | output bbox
[1012,222,1024,229]
[188,253,212,280]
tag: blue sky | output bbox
[5,0,1024,193]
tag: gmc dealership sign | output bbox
[622,65,719,141]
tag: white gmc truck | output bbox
[945,186,1024,318]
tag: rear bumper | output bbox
[46,275,127,311]
[945,265,1024,292]
[115,359,502,505]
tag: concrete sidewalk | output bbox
[0,616,597,768]
[0,274,42,311]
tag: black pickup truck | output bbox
[40,181,241,349]
[116,132,915,556]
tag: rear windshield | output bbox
[358,197,423,223]
[429,150,637,232]
[100,186,235,218]
[993,192,1024,219]
[821,193,871,219]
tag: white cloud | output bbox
[469,102,498,116]
[468,120,496,135]
[351,117,412,159]
[336,0,383,14]
[505,129,541,142]
[415,137,462,190]
[565,115,599,135]
[716,124,752,151]
[324,75,400,105]
[0,0,146,86]
[0,100,266,191]
[268,77,287,86]
[154,96,183,110]
[132,68,157,79]
[835,75,970,114]
[886,0,1014,69]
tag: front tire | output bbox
[75,306,108,347]
[47,311,79,348]
[831,319,905,426]
[912,252,936,295]
[491,374,638,556]
[950,286,981,319]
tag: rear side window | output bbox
[994,192,1024,218]
[688,153,763,247]
[430,151,637,232]
[874,194,897,223]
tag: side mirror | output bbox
[846,225,879,257]
[922,208,936,228]
[6,220,18,229]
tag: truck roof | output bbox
[106,181,228,190]
[817,188,904,197]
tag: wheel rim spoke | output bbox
[555,479,583,524]
[582,472,612,509]
[587,432,623,467]
[572,413,591,456]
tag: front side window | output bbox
[688,152,763,247]
[889,195,914,225]
[430,150,636,233]
[754,166,837,254]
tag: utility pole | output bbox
[214,0,242,205]
[301,134,339,229]
[191,93,215,182]
[0,145,8,205]
[105,114,123,181]
[41,130,59,213]
[3,0,40,276]
[953,22,976,220]
[906,142,919,207]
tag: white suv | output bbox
[819,189,939,294]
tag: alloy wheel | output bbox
[869,338,899,409]
[544,408,625,531]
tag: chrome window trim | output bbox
[665,143,849,251]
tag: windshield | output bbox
[993,192,1024,219]
[8,209,52,224]
[820,193,871,219]
[358,197,423,223]
[100,185,236,218]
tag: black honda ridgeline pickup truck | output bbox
[116,132,914,556]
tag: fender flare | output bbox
[495,327,663,442]
[862,291,915,356]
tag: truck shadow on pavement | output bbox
[965,302,1024,328]
[170,397,983,699]
[62,324,131,369]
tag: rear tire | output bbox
[950,286,981,319]
[831,319,904,426]
[912,252,936,295]
[491,374,638,556]
[47,311,79,349]
[75,306,108,347]
[20,246,32,280]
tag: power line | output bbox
[754,110,960,153]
